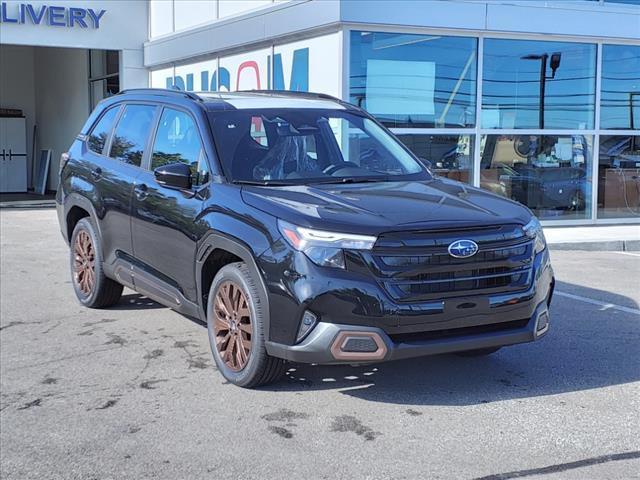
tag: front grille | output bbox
[389,318,530,343]
[362,224,534,302]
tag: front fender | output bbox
[195,227,275,337]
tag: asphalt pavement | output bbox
[1,209,639,480]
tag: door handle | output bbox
[1,149,4,161]
[134,183,149,201]
[8,149,11,160]
[90,167,102,180]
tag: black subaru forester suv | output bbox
[57,89,554,387]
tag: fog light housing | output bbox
[536,311,550,335]
[330,331,388,361]
[343,336,378,353]
[296,310,318,343]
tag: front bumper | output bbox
[266,298,550,364]
[262,242,554,364]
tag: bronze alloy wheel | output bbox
[73,230,96,296]
[213,281,252,371]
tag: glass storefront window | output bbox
[600,45,640,130]
[396,134,474,184]
[482,39,596,129]
[350,31,477,128]
[480,135,593,220]
[598,135,640,218]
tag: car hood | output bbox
[241,178,532,236]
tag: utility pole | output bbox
[521,52,562,129]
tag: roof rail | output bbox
[117,88,203,102]
[235,90,345,103]
[244,90,343,103]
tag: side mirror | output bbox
[154,162,192,190]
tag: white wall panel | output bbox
[218,0,273,19]
[274,33,341,97]
[174,0,216,32]
[150,0,173,37]
[486,3,640,40]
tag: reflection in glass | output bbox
[598,135,640,219]
[208,109,427,183]
[480,135,592,220]
[109,105,156,167]
[152,108,209,186]
[600,45,640,129]
[88,106,119,155]
[482,39,596,129]
[350,31,477,128]
[396,134,474,184]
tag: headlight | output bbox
[278,220,377,269]
[523,217,547,254]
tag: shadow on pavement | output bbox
[112,282,639,406]
[110,293,165,311]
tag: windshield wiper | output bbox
[310,176,387,185]
[231,179,293,186]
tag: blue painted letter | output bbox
[273,48,309,92]
[1,2,18,23]
[69,8,88,28]
[25,4,47,25]
[48,6,66,27]
[87,9,106,29]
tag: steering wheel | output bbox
[323,162,361,176]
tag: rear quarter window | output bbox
[87,106,120,155]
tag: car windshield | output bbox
[208,109,430,185]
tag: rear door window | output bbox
[88,106,120,155]
[109,104,156,167]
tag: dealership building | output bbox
[0,0,639,226]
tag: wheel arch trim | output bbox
[64,193,102,245]
[195,232,271,340]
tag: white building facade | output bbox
[1,0,639,225]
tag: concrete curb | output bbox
[0,202,56,209]
[549,240,640,252]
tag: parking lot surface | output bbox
[1,209,639,480]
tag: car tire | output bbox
[207,262,285,388]
[70,217,123,308]
[454,347,502,357]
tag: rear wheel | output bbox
[70,218,123,308]
[207,262,285,388]
[454,347,502,357]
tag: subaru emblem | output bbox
[448,239,479,258]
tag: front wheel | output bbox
[69,218,123,308]
[207,262,285,388]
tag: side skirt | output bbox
[109,257,201,319]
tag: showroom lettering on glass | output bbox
[0,3,105,28]
[166,49,309,93]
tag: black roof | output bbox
[116,88,357,112]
